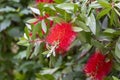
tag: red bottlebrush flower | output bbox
[84,51,112,80]
[46,22,77,54]
[36,0,53,3]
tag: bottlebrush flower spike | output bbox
[46,22,77,54]
[84,51,112,80]
[36,0,53,3]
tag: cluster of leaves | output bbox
[1,0,120,80]
[0,0,37,80]
[18,0,120,80]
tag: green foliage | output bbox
[1,0,120,80]
[0,0,33,80]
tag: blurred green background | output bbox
[0,0,35,80]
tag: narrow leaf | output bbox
[30,42,41,58]
[26,44,33,59]
[26,18,38,24]
[97,0,111,8]
[112,76,119,80]
[41,20,47,33]
[87,13,96,34]
[73,27,83,32]
[115,37,120,59]
[56,3,76,10]
[97,8,111,19]
[29,7,40,15]
[114,8,120,16]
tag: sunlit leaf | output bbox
[26,18,38,24]
[97,0,111,8]
[112,76,119,80]
[87,13,96,34]
[29,7,40,15]
[73,27,83,32]
[97,8,111,19]
[115,37,120,59]
[41,20,47,33]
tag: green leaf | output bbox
[97,0,111,8]
[91,39,104,50]
[30,42,41,58]
[74,3,78,13]
[89,1,101,8]
[41,20,47,33]
[114,8,120,16]
[80,0,89,14]
[26,44,33,59]
[14,50,27,59]
[112,76,119,80]
[36,74,55,80]
[20,9,31,15]
[43,74,55,80]
[8,27,22,38]
[52,17,64,23]
[54,6,66,16]
[36,74,47,80]
[113,61,120,71]
[0,19,11,32]
[26,23,31,30]
[14,71,26,80]
[56,3,77,11]
[32,23,41,39]
[26,18,38,24]
[18,61,35,73]
[62,67,72,74]
[44,7,56,16]
[110,10,115,26]
[72,27,83,32]
[55,56,62,67]
[87,13,96,35]
[0,6,16,12]
[115,2,120,9]
[97,8,111,19]
[17,40,29,46]
[110,9,120,27]
[54,0,64,3]
[42,51,49,55]
[41,68,59,75]
[12,0,20,2]
[17,37,29,46]
[0,16,3,20]
[76,21,90,32]
[115,37,120,59]
[24,27,29,39]
[29,7,40,15]
[104,28,116,34]
[54,7,71,21]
